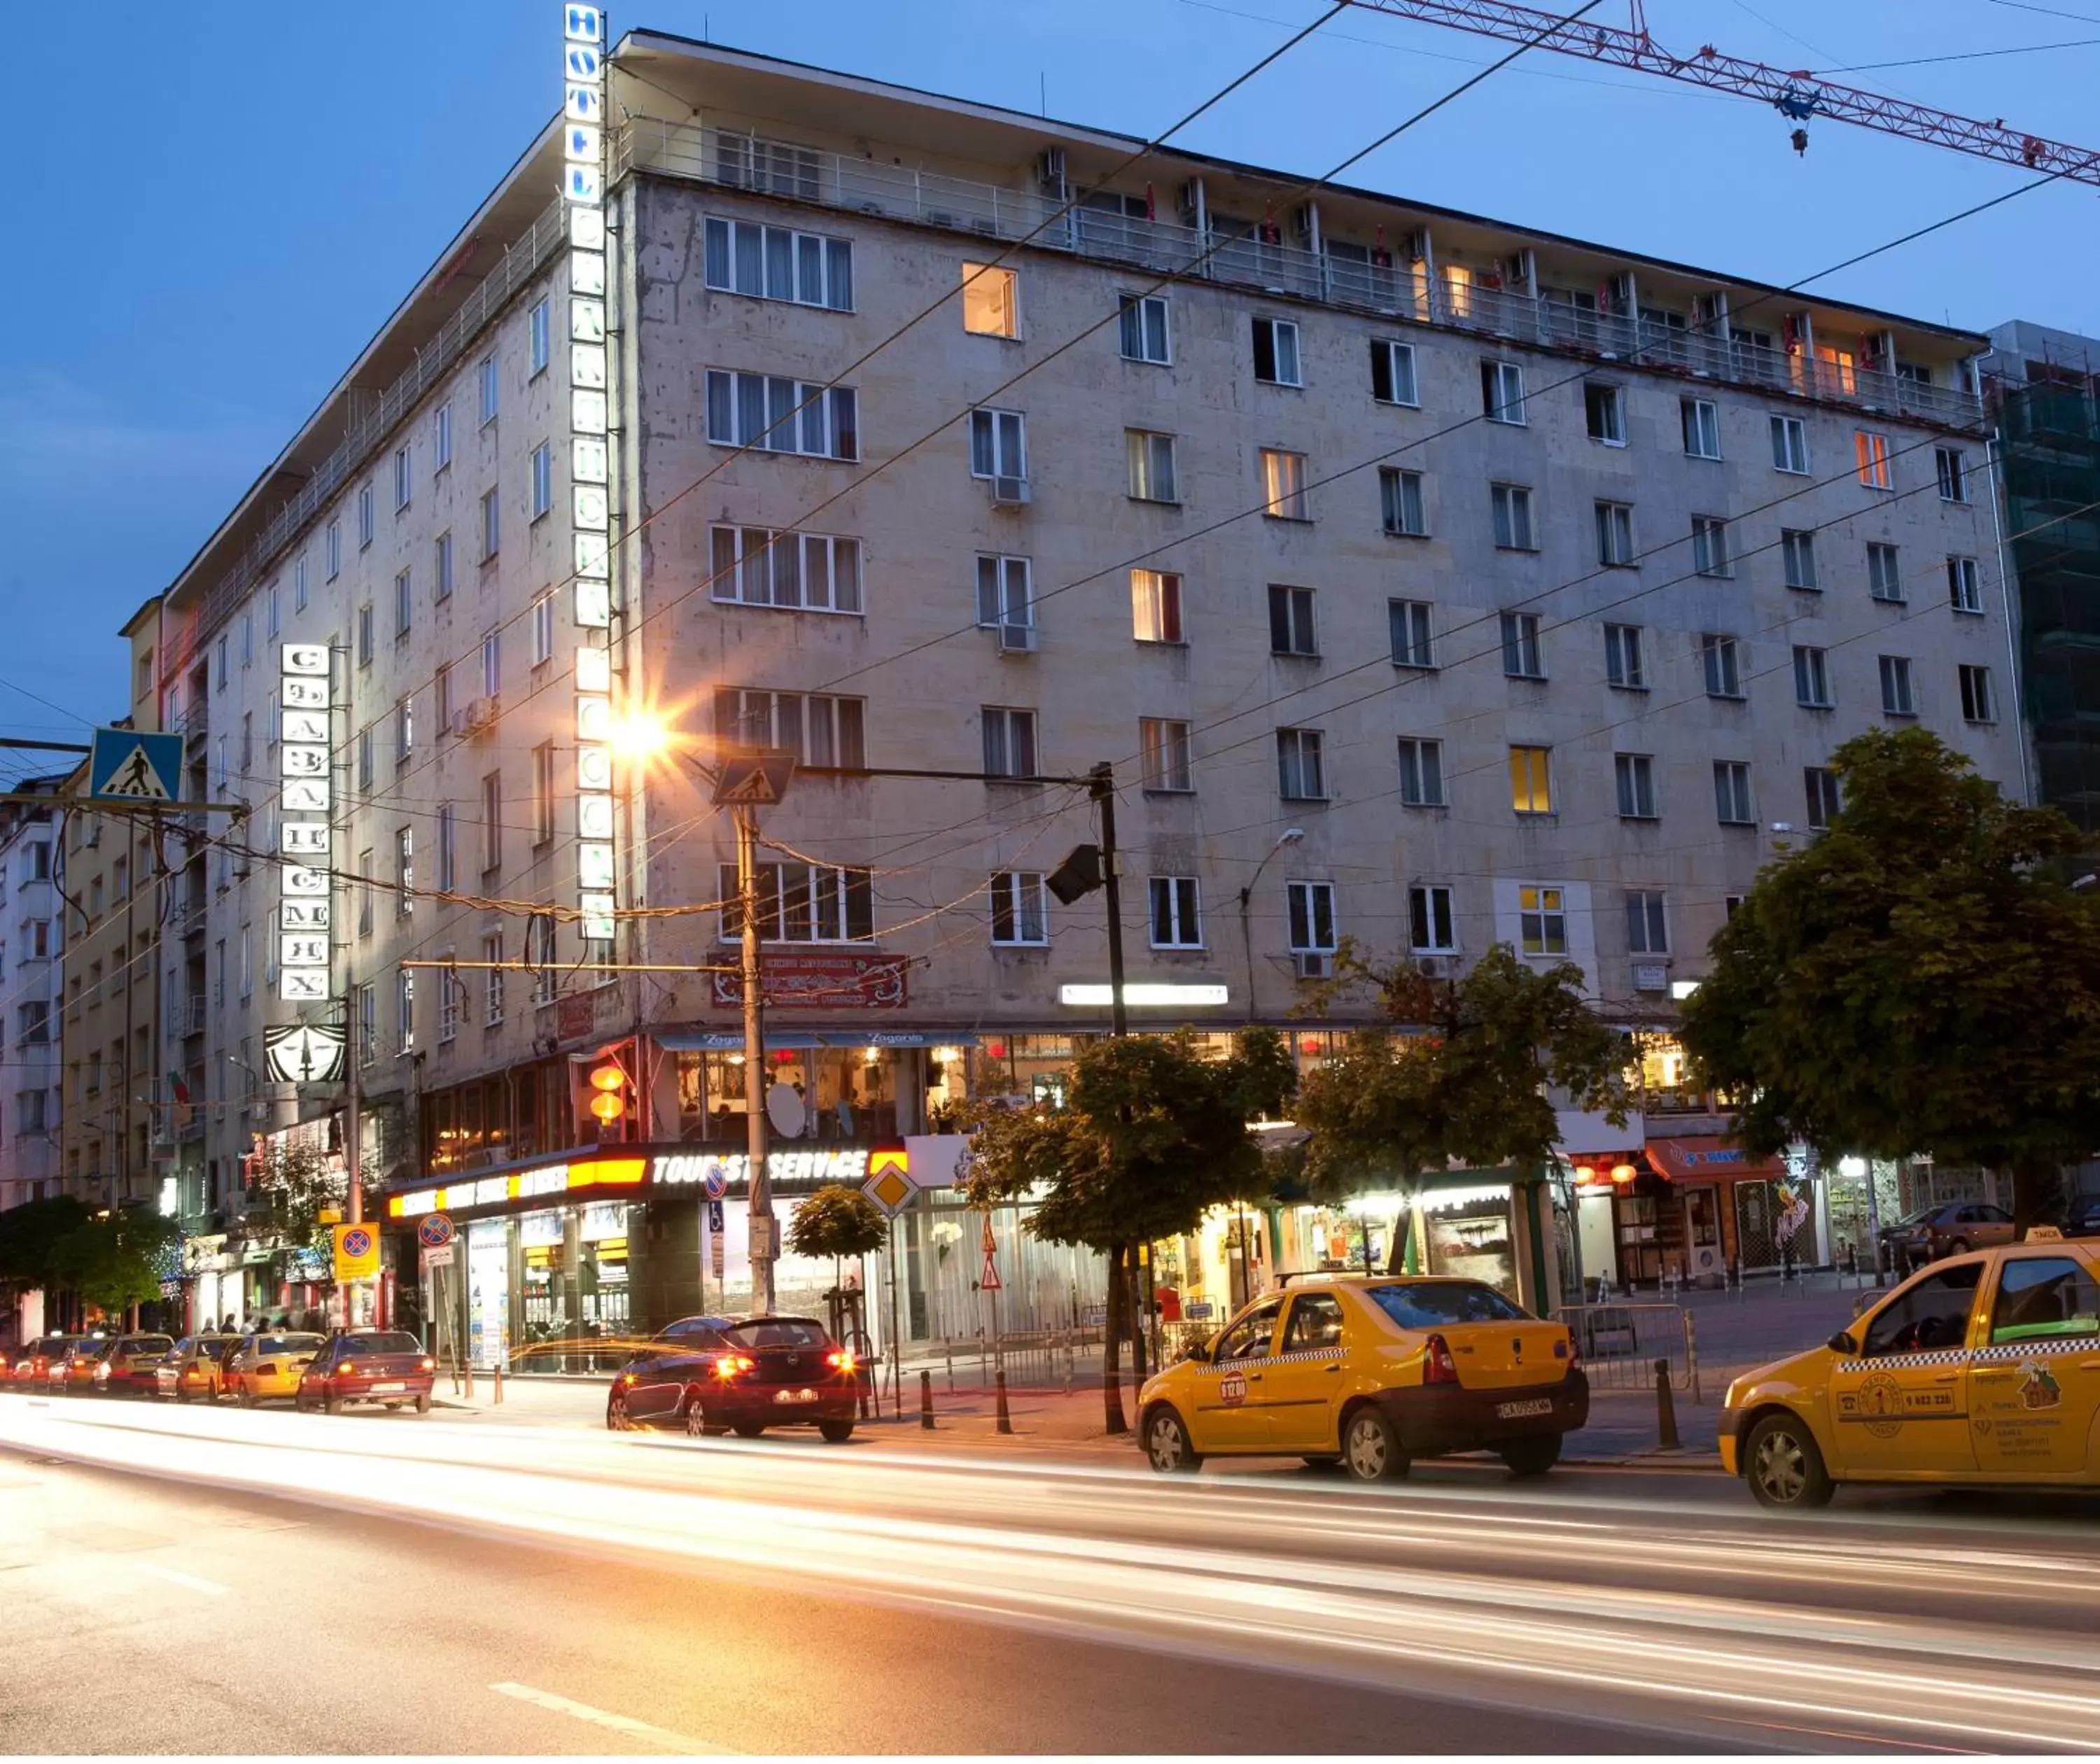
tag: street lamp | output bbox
[1237,828,1304,1020]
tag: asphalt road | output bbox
[5,1392,2100,1755]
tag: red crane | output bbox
[1345,0,2100,188]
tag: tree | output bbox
[788,1184,888,1287]
[0,1196,92,1298]
[250,1139,347,1259]
[47,1209,180,1319]
[1682,728,2100,1234]
[958,1030,1282,1434]
[1293,943,1634,1261]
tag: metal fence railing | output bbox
[1558,1301,1700,1401]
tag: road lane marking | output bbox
[489,1681,732,1753]
[136,1562,228,1597]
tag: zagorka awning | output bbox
[1646,1135,1785,1184]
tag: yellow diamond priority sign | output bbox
[862,1148,914,1216]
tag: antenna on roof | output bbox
[1040,71,1047,118]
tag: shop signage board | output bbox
[275,643,336,1004]
[709,951,909,1011]
[264,1022,346,1084]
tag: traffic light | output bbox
[587,1061,626,1124]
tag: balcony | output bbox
[164,995,206,1040]
[179,890,208,939]
[612,116,1983,431]
[178,701,209,749]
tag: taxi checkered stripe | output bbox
[1835,1348,1968,1373]
[1973,1334,2100,1364]
[1196,1347,1339,1374]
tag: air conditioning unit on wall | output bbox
[1293,951,1331,980]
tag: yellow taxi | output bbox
[155,1334,241,1402]
[222,1331,328,1407]
[1137,1273,1588,1481]
[1723,1233,2100,1510]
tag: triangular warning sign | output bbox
[717,766,781,804]
[979,1253,1002,1292]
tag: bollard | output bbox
[1653,1357,1679,1450]
[995,1368,1013,1435]
[493,1362,504,1406]
[463,1357,475,1401]
[945,1341,955,1395]
[920,1368,934,1431]
[450,1355,461,1396]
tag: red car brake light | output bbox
[1422,1332,1460,1386]
[714,1354,755,1380]
[826,1350,856,1373]
[336,1362,355,1378]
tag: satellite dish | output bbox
[766,1081,806,1140]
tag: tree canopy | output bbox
[1294,943,1634,1204]
[1680,727,2100,1226]
[788,1185,888,1262]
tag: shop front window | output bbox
[1637,1035,1704,1114]
[972,1034,1086,1109]
[678,1048,899,1141]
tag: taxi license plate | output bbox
[1496,1396,1554,1420]
[372,1382,405,1394]
[774,1389,817,1404]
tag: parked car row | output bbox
[7,1329,435,1415]
[607,1312,861,1442]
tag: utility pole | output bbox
[344,957,363,1330]
[736,803,775,1313]
[1088,764,1128,1039]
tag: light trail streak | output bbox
[6,1395,2099,1751]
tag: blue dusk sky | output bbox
[5,0,2096,766]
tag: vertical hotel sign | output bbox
[563,5,617,946]
[278,643,335,1002]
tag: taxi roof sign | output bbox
[711,752,796,807]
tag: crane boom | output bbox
[1347,0,2100,189]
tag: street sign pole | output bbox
[737,803,773,1313]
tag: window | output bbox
[1987,1256,2100,1346]
[708,526,864,614]
[435,400,452,472]
[355,847,373,936]
[988,872,1047,946]
[1691,516,1730,578]
[480,631,500,700]
[395,695,414,766]
[1371,340,1418,406]
[435,661,454,732]
[1714,761,1754,825]
[1949,556,1983,615]
[1959,663,1995,723]
[713,689,866,768]
[1604,622,1645,690]
[1509,746,1553,815]
[1269,585,1317,657]
[357,482,374,548]
[1701,634,1743,699]
[1861,1264,1981,1359]
[1126,429,1178,503]
[1482,359,1526,424]
[1149,876,1203,948]
[1868,542,1903,603]
[706,370,860,460]
[1119,294,1171,364]
[1499,611,1543,679]
[717,862,876,944]
[1408,885,1456,954]
[1782,528,1819,591]
[967,407,1027,482]
[532,743,556,843]
[1805,766,1841,830]
[1625,890,1668,955]
[480,489,500,560]
[24,842,48,882]
[1793,645,1833,709]
[395,827,414,916]
[394,568,412,638]
[1770,415,1809,474]
[1390,598,1434,669]
[435,531,454,600]
[325,519,341,580]
[437,804,457,892]
[1935,447,1968,503]
[702,216,853,309]
[1261,448,1308,520]
[528,297,550,376]
[1681,397,1721,459]
[1252,316,1301,386]
[1397,738,1444,808]
[438,967,459,1044]
[356,726,374,791]
[481,773,503,872]
[1492,482,1534,550]
[531,442,553,519]
[482,934,504,1026]
[356,983,377,1067]
[1855,428,1893,489]
[974,554,1034,636]
[240,611,253,667]
[1518,885,1566,956]
[1584,382,1625,444]
[397,968,415,1054]
[528,916,557,1002]
[393,444,412,511]
[981,706,1038,780]
[216,634,228,692]
[356,603,374,666]
[961,263,1018,338]
[1380,467,1426,537]
[1595,500,1634,566]
[1277,728,1326,801]
[1287,881,1337,953]
[1138,718,1192,792]
[478,354,498,425]
[1131,570,1183,643]
[293,559,307,612]
[114,854,130,900]
[1615,752,1656,820]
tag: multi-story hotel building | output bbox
[145,34,2018,1352]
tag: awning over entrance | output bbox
[1646,1135,1784,1184]
[655,1030,982,1052]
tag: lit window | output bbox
[1509,746,1553,815]
[1855,429,1893,489]
[961,263,1019,338]
[1261,449,1308,521]
[1131,569,1183,643]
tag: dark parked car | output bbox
[1879,1200,2016,1269]
[2064,1194,2100,1239]
[607,1313,858,1443]
[295,1331,435,1414]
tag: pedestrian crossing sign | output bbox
[88,728,183,804]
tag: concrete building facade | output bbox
[0,778,67,1217]
[148,36,2021,1345]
